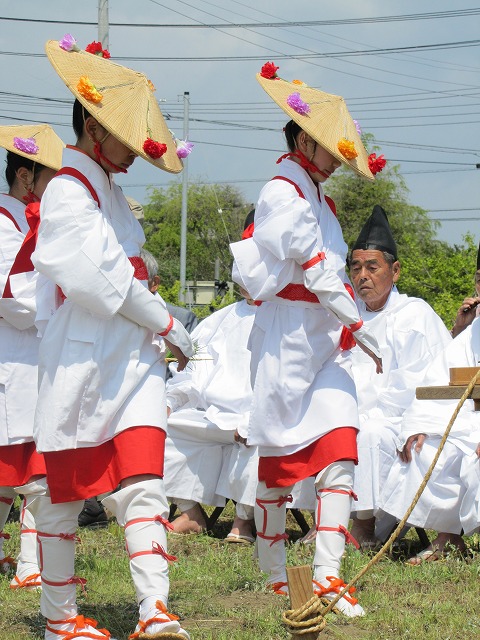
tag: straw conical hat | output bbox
[0,124,64,171]
[257,65,374,181]
[45,38,182,174]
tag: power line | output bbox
[0,8,479,27]
[1,39,479,61]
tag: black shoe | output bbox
[78,498,108,528]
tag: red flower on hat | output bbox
[143,138,167,159]
[260,62,279,79]
[368,153,386,175]
[85,41,111,59]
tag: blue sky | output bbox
[0,0,479,246]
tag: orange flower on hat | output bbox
[77,76,103,103]
[338,138,358,160]
[147,79,156,92]
[292,79,305,85]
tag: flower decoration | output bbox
[176,140,194,159]
[143,138,167,159]
[292,79,306,86]
[260,61,279,79]
[353,119,362,135]
[85,41,111,59]
[13,137,39,155]
[286,92,310,116]
[337,138,358,160]
[77,76,103,103]
[368,153,386,175]
[59,34,80,52]
[147,79,156,92]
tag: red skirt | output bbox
[0,442,46,487]
[44,426,166,504]
[258,427,358,488]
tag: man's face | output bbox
[350,249,400,311]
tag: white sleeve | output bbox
[118,281,194,356]
[32,178,134,318]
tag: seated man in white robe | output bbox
[348,205,451,547]
[379,316,480,561]
[164,289,258,542]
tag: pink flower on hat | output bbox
[13,137,39,155]
[59,34,80,52]
[176,140,194,159]
[286,92,310,116]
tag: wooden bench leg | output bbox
[289,508,311,535]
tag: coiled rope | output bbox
[282,368,480,636]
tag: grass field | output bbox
[1,504,479,640]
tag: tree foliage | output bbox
[143,182,251,289]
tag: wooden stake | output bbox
[286,565,319,640]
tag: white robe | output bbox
[0,195,39,445]
[230,160,358,458]
[31,147,169,453]
[379,318,480,534]
[164,300,259,507]
[351,288,451,512]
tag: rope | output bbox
[283,368,480,635]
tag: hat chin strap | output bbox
[276,150,329,180]
[92,132,128,174]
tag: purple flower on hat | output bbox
[59,34,80,52]
[13,137,39,155]
[354,119,362,135]
[176,140,194,159]
[286,92,310,116]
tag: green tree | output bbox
[143,181,251,288]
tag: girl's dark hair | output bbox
[284,119,302,152]
[5,151,47,189]
[72,98,93,140]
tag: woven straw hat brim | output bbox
[45,40,182,174]
[0,124,64,171]
[257,74,374,181]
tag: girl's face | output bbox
[297,131,341,183]
[310,144,342,183]
[98,129,138,174]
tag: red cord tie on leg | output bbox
[46,614,111,638]
[152,541,178,563]
[124,514,174,531]
[256,531,290,547]
[128,600,179,640]
[313,576,359,606]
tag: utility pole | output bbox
[98,0,109,49]
[179,91,190,304]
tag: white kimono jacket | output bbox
[379,318,480,534]
[351,288,451,512]
[165,300,258,507]
[0,195,39,445]
[230,159,359,458]
[32,147,169,453]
